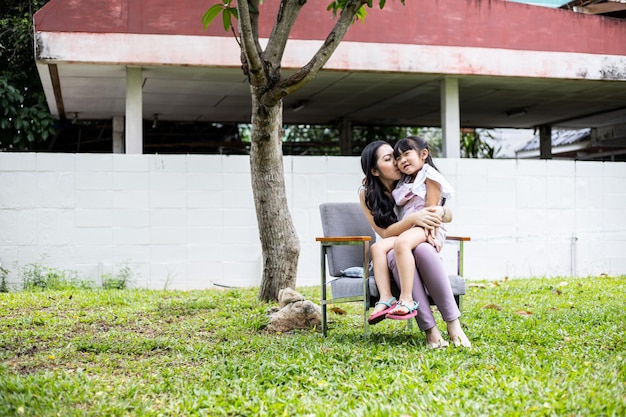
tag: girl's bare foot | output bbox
[371,302,388,315]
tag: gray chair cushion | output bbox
[330,276,379,300]
[448,275,466,295]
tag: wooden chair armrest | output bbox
[446,235,471,242]
[316,236,372,243]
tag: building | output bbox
[33,0,626,158]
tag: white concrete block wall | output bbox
[0,152,625,290]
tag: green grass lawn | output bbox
[1,276,625,416]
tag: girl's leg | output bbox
[369,238,396,315]
[386,228,428,315]
[413,243,471,347]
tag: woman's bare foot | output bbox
[425,326,449,349]
[447,319,471,348]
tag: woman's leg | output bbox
[413,243,471,347]
[413,243,460,322]
[387,248,448,347]
[387,248,434,330]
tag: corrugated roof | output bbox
[508,0,570,7]
[516,128,591,152]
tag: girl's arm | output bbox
[424,177,452,222]
[424,178,441,207]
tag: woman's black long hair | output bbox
[360,141,398,229]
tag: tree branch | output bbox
[268,0,366,101]
[238,0,266,86]
[264,0,307,71]
[248,0,264,58]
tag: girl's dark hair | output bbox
[393,136,439,171]
[360,141,398,229]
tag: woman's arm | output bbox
[432,205,453,222]
[359,189,449,239]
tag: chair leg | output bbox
[322,304,327,337]
[320,246,328,337]
[363,278,370,336]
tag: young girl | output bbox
[370,136,453,322]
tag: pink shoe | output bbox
[386,300,419,320]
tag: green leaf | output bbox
[222,8,231,32]
[201,4,224,30]
[229,7,238,20]
[356,6,369,22]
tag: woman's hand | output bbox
[407,207,443,230]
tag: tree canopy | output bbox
[0,0,55,151]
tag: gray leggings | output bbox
[387,243,460,331]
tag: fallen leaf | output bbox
[514,310,533,316]
[552,289,562,295]
[490,281,500,287]
[329,307,346,315]
[469,283,487,289]
[563,336,571,342]
[558,281,569,287]
[483,304,503,311]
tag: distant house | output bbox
[516,128,626,161]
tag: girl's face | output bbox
[372,144,401,181]
[396,147,427,176]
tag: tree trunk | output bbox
[250,89,300,302]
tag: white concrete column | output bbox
[112,116,124,153]
[125,66,143,154]
[441,78,461,158]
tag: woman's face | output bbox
[373,144,401,181]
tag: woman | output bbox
[359,140,471,348]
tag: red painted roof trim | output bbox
[34,0,626,55]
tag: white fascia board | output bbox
[35,31,626,82]
[36,62,58,116]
